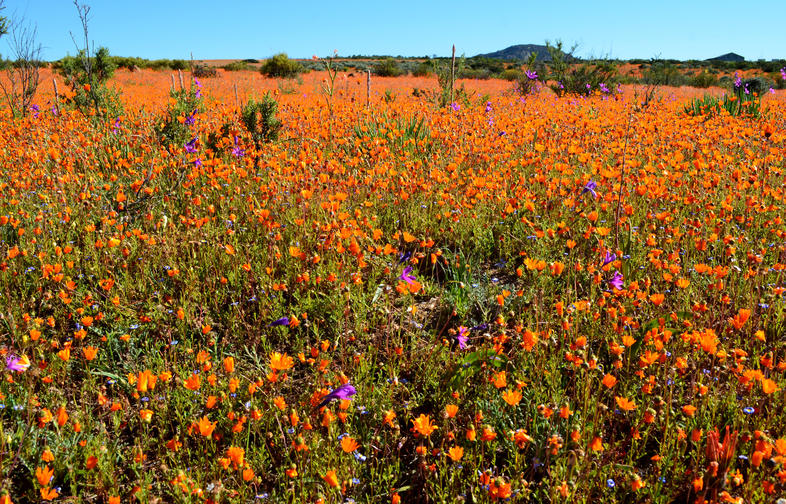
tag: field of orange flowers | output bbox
[1,67,786,504]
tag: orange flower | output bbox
[601,374,617,388]
[412,414,438,437]
[40,487,58,501]
[445,404,459,418]
[222,356,235,373]
[589,436,603,451]
[269,352,294,371]
[36,465,54,486]
[501,389,522,406]
[340,436,359,453]
[184,373,201,391]
[322,470,339,488]
[226,446,245,468]
[615,396,637,411]
[83,346,98,360]
[196,416,216,437]
[447,446,464,462]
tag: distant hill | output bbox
[707,52,745,62]
[475,44,556,62]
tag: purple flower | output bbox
[269,317,290,327]
[586,83,592,91]
[399,266,416,285]
[185,110,196,126]
[193,157,202,168]
[781,67,786,81]
[457,326,469,349]
[194,78,202,98]
[231,136,245,158]
[451,102,460,112]
[30,104,40,118]
[525,70,538,80]
[602,251,617,267]
[581,180,598,198]
[112,117,121,133]
[397,251,412,265]
[485,101,492,113]
[609,271,624,291]
[5,354,30,373]
[185,137,198,153]
[599,83,609,94]
[317,383,357,408]
[470,323,489,331]
[734,72,742,89]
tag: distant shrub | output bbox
[545,41,618,97]
[457,67,490,80]
[222,61,250,72]
[261,53,303,78]
[374,58,403,77]
[412,61,432,77]
[738,76,774,95]
[191,63,218,78]
[240,92,282,148]
[500,69,522,81]
[642,60,688,87]
[690,71,717,88]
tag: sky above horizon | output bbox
[2,0,785,62]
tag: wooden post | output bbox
[52,78,60,115]
[366,70,371,109]
[178,69,184,90]
[171,74,176,92]
[450,44,456,106]
[234,83,240,110]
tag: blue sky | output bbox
[3,0,785,62]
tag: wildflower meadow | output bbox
[1,60,786,504]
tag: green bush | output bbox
[191,63,218,78]
[222,61,250,72]
[374,58,403,77]
[57,46,123,118]
[690,70,718,88]
[412,61,432,77]
[545,41,618,97]
[260,53,303,78]
[240,92,282,147]
[641,60,688,87]
[156,85,203,147]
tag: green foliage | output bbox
[545,40,618,97]
[240,92,282,147]
[642,60,688,87]
[412,61,432,77]
[260,53,303,78]
[222,61,250,72]
[683,81,763,119]
[58,47,123,118]
[374,57,404,77]
[191,62,218,78]
[156,85,203,147]
[690,70,718,88]
[430,55,474,107]
[354,112,432,157]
